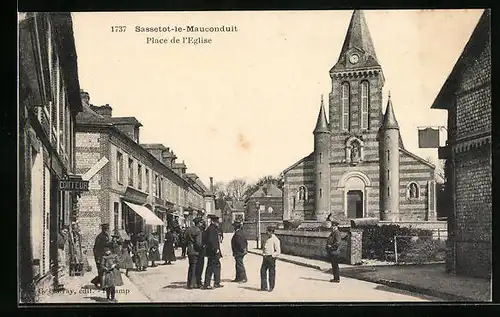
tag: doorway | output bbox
[347,190,364,218]
[122,202,143,235]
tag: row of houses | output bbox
[75,91,215,252]
[18,12,215,303]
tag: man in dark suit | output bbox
[202,215,223,289]
[91,223,111,287]
[195,219,207,288]
[326,221,342,283]
[231,221,248,283]
[185,217,204,289]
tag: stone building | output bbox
[217,199,245,233]
[244,183,284,239]
[431,9,491,278]
[283,10,438,224]
[19,13,83,302]
[75,92,209,252]
[245,182,284,222]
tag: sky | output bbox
[71,9,484,186]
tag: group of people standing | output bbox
[56,221,88,289]
[88,216,343,302]
[90,223,188,302]
[183,214,283,292]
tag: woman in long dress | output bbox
[134,232,149,271]
[148,232,161,267]
[100,245,124,303]
[118,238,135,276]
[162,228,176,265]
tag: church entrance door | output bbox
[347,190,363,218]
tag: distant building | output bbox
[245,182,284,222]
[431,9,491,279]
[282,10,438,224]
[19,13,83,301]
[75,92,208,251]
[217,199,245,233]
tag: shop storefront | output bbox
[19,12,83,303]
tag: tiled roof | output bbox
[76,103,112,126]
[110,117,142,127]
[141,143,169,150]
[431,9,490,109]
[251,183,282,198]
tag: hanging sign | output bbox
[58,176,89,192]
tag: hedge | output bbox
[362,224,434,260]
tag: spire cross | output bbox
[321,94,324,105]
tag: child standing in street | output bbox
[100,246,124,302]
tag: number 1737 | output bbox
[111,26,127,32]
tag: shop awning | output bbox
[124,201,165,226]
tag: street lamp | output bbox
[256,201,261,249]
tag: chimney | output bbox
[210,177,214,192]
[80,90,90,107]
[90,104,113,117]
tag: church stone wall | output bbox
[329,162,380,224]
[283,155,315,220]
[398,150,436,221]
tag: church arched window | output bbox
[406,182,421,199]
[360,81,370,130]
[341,82,350,131]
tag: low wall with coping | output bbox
[260,227,363,265]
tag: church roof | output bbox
[283,152,314,174]
[331,10,380,72]
[381,95,399,130]
[313,95,329,133]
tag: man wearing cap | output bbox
[326,221,342,283]
[202,215,223,289]
[185,217,204,289]
[231,220,248,283]
[91,223,111,287]
[195,219,207,288]
[261,226,281,292]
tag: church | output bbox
[282,10,438,223]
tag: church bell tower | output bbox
[329,10,385,136]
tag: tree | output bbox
[243,173,284,199]
[213,181,227,199]
[226,179,248,201]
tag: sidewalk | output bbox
[247,247,491,302]
[39,256,150,303]
[247,248,352,271]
